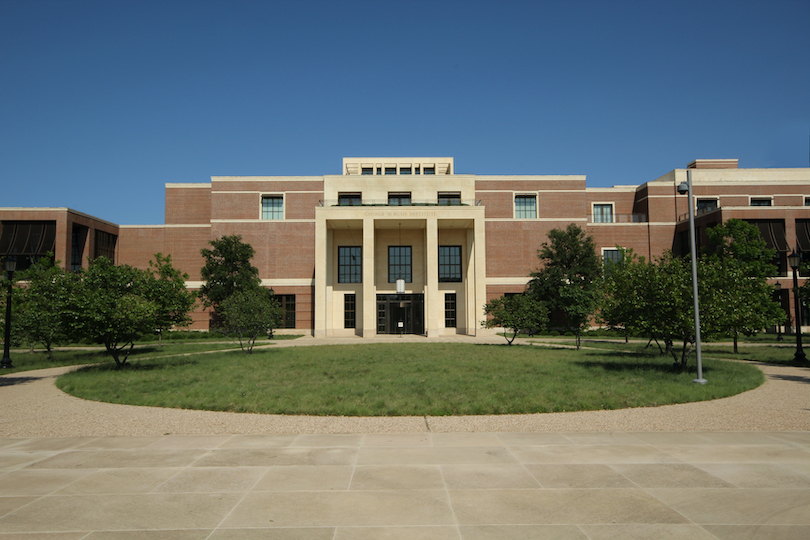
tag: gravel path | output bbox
[1,337,808,436]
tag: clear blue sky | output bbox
[2,0,808,225]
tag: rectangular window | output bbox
[388,245,412,283]
[805,197,810,206]
[438,192,461,205]
[361,167,374,175]
[751,198,772,206]
[424,167,435,175]
[515,195,537,219]
[439,245,462,282]
[262,196,283,219]
[344,294,356,329]
[70,225,87,272]
[400,167,411,175]
[445,293,457,328]
[415,166,421,175]
[593,204,614,223]
[385,167,397,175]
[94,230,117,261]
[697,199,718,213]
[338,246,362,283]
[276,294,296,329]
[388,192,411,206]
[338,192,362,206]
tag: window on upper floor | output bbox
[751,198,772,206]
[400,167,412,175]
[593,204,614,223]
[338,193,362,206]
[438,192,461,205]
[439,245,462,282]
[805,197,810,206]
[424,167,435,175]
[385,167,397,175]
[697,199,718,213]
[515,195,537,219]
[94,230,117,261]
[338,246,362,283]
[262,196,283,219]
[361,167,374,175]
[388,192,411,206]
[388,245,412,283]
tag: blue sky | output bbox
[2,0,808,225]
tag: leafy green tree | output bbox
[15,255,73,360]
[147,253,197,344]
[64,257,159,367]
[199,235,261,319]
[218,288,283,353]
[528,224,602,348]
[704,219,784,352]
[482,293,548,345]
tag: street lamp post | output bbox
[677,170,707,384]
[2,256,16,369]
[775,282,783,341]
[788,250,806,363]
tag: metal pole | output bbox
[792,263,806,362]
[1,275,13,369]
[686,170,707,384]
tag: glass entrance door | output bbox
[376,294,424,334]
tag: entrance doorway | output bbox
[376,294,424,335]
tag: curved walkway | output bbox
[1,335,808,437]
[2,337,809,539]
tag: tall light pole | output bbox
[2,256,16,369]
[677,171,707,384]
[788,250,806,363]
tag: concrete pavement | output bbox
[1,336,809,538]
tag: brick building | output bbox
[2,157,809,335]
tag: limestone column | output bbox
[362,217,376,336]
[425,217,440,336]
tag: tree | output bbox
[528,224,602,348]
[199,235,261,318]
[218,288,283,353]
[15,255,73,360]
[64,257,159,367]
[704,219,785,353]
[147,253,196,344]
[482,293,548,345]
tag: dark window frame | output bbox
[439,245,462,282]
[445,293,457,328]
[338,246,362,283]
[344,293,356,329]
[388,245,412,283]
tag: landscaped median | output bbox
[50,342,765,416]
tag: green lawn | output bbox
[534,337,804,366]
[0,342,244,375]
[54,343,765,416]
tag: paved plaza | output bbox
[1,337,809,538]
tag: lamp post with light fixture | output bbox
[788,250,806,363]
[676,170,707,384]
[2,256,16,369]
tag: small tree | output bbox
[528,224,602,348]
[483,293,547,345]
[15,255,73,360]
[147,253,196,344]
[704,219,785,352]
[218,288,283,353]
[64,257,159,367]
[199,235,261,310]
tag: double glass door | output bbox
[376,294,424,335]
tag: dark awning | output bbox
[748,220,789,252]
[797,220,810,253]
[0,221,57,257]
